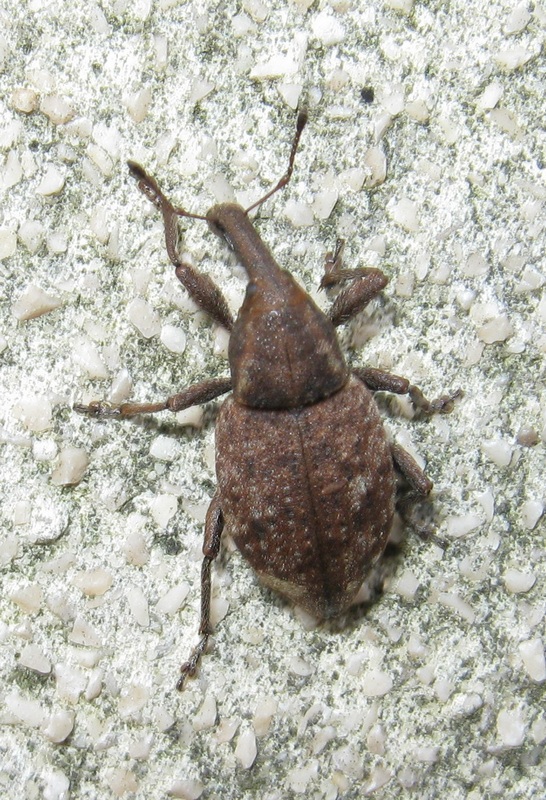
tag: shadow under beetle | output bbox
[76,111,458,689]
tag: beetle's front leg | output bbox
[321,239,389,327]
[353,367,461,415]
[75,376,232,419]
[128,161,234,332]
[177,493,224,691]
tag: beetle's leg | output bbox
[391,442,432,495]
[353,367,462,415]
[244,109,308,214]
[321,240,389,327]
[74,376,232,419]
[391,443,449,546]
[177,493,224,690]
[128,162,234,331]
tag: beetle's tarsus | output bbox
[177,634,210,691]
[409,385,464,415]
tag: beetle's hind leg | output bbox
[177,493,224,690]
[320,239,389,328]
[128,162,234,332]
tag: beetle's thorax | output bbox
[207,203,348,409]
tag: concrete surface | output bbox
[0,1,544,798]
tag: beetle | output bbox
[76,110,458,689]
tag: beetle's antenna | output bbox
[127,161,209,222]
[244,109,308,214]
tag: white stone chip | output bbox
[250,55,299,79]
[364,147,387,188]
[50,446,89,486]
[312,188,338,220]
[40,95,74,124]
[167,779,204,799]
[414,745,439,763]
[518,638,546,682]
[11,86,38,113]
[54,663,87,702]
[42,768,70,800]
[476,82,503,111]
[10,583,43,613]
[2,150,23,188]
[234,728,258,769]
[47,230,68,254]
[155,583,190,615]
[72,567,113,596]
[311,11,345,45]
[489,107,520,137]
[332,744,363,779]
[391,569,419,599]
[445,513,483,538]
[127,297,161,338]
[118,684,150,718]
[107,768,138,795]
[149,493,178,528]
[361,669,394,696]
[0,227,17,258]
[18,219,45,253]
[505,2,531,34]
[437,592,476,623]
[35,165,65,195]
[497,708,526,746]
[385,0,414,12]
[85,667,104,701]
[405,99,430,122]
[12,284,61,320]
[86,143,113,176]
[284,199,314,227]
[126,585,150,627]
[42,710,75,743]
[278,82,303,109]
[123,531,150,567]
[12,395,53,432]
[149,434,178,461]
[289,656,314,676]
[5,691,46,727]
[18,643,51,674]
[68,616,102,648]
[243,0,268,22]
[189,79,215,104]
[160,324,187,354]
[494,46,532,71]
[192,695,217,731]
[126,86,152,123]
[389,197,419,232]
[252,697,277,737]
[481,437,513,467]
[521,500,543,529]
[339,167,366,192]
[503,568,536,594]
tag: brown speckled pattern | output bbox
[216,376,395,619]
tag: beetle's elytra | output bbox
[76,111,458,689]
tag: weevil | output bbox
[76,111,458,689]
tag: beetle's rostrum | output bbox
[76,111,459,689]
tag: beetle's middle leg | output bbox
[177,492,224,691]
[321,239,389,327]
[353,367,461,415]
[128,161,234,332]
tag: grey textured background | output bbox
[1,1,544,798]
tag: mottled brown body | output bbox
[77,111,458,688]
[217,376,395,619]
